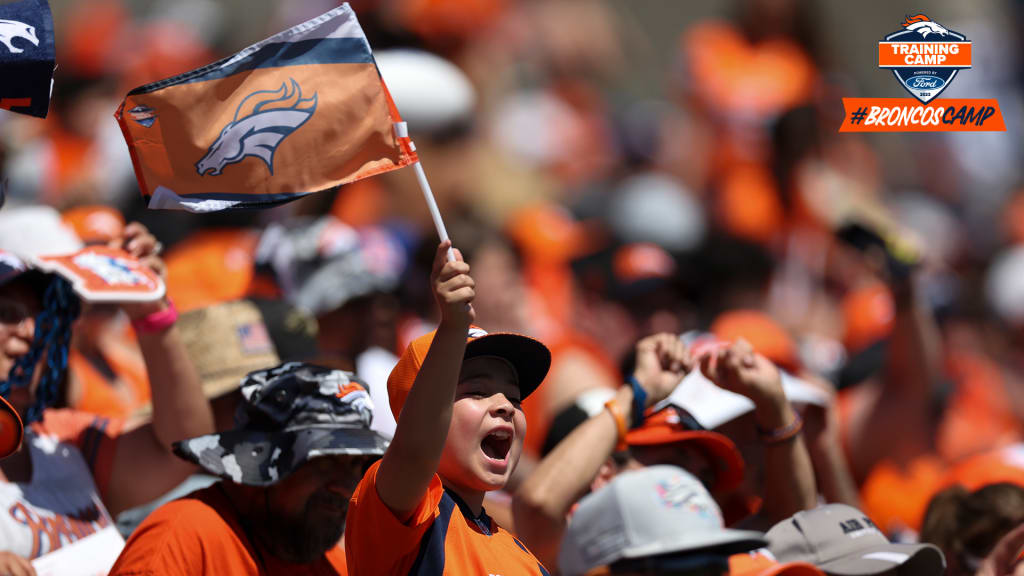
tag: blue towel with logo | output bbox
[0,0,54,118]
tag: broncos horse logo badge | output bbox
[901,14,950,39]
[0,19,38,54]
[879,14,970,104]
[196,79,318,177]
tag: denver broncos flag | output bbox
[115,4,417,212]
[0,0,55,118]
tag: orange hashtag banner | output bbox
[839,98,1005,132]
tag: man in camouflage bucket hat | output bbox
[109,363,390,575]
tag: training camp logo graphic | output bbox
[879,14,969,104]
[839,13,1005,132]
[0,19,37,54]
[196,78,318,177]
[127,105,157,128]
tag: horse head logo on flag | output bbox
[0,19,38,54]
[196,78,318,177]
[879,14,971,104]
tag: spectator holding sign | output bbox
[0,220,213,573]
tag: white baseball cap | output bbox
[559,465,766,575]
[0,205,83,257]
[653,332,830,430]
[373,49,475,136]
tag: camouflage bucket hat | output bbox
[174,363,390,487]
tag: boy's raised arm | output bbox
[376,241,476,520]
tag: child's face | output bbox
[438,355,526,493]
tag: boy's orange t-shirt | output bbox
[346,460,550,575]
[109,484,347,576]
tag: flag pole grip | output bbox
[396,122,455,262]
[412,161,455,263]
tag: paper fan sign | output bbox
[32,246,166,303]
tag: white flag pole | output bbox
[396,122,455,262]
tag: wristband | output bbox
[131,298,178,334]
[757,412,804,444]
[625,374,647,429]
[603,399,628,452]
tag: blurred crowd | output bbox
[1,0,1023,575]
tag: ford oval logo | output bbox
[906,75,945,89]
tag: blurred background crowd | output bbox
[2,0,1024,572]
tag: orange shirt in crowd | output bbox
[939,351,1022,461]
[858,456,945,536]
[345,460,550,575]
[163,229,263,313]
[69,344,150,420]
[109,485,347,576]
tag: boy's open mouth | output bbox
[481,428,512,461]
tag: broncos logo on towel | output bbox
[0,19,38,54]
[901,14,950,38]
[196,79,318,177]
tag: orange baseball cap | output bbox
[164,229,259,312]
[505,203,599,264]
[613,243,677,285]
[61,205,126,245]
[0,395,23,459]
[388,326,551,419]
[730,549,825,576]
[711,310,800,373]
[842,282,894,355]
[626,406,745,492]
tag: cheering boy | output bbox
[345,241,689,574]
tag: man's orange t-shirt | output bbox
[109,484,346,575]
[346,460,549,575]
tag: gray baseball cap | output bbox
[559,465,766,576]
[766,504,945,576]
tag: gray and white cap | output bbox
[559,465,766,576]
[766,504,945,576]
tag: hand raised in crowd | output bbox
[632,333,694,408]
[107,221,167,320]
[431,240,475,328]
[700,339,782,402]
[109,222,166,280]
[0,550,36,576]
[700,339,792,429]
[977,523,1024,576]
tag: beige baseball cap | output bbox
[766,504,945,576]
[178,300,281,399]
[134,300,281,419]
